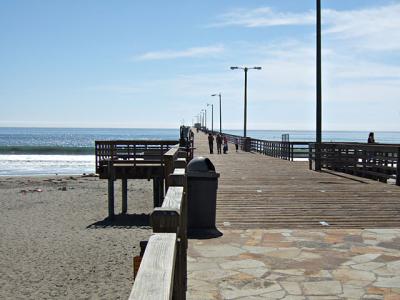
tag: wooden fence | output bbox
[250,139,309,161]
[129,166,187,299]
[205,130,309,161]
[95,140,179,174]
[309,143,400,186]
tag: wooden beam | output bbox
[153,178,164,208]
[169,169,186,187]
[129,233,177,300]
[107,160,115,218]
[122,178,128,214]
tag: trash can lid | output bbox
[187,157,215,172]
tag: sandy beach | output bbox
[0,175,153,299]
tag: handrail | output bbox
[128,233,177,300]
[95,140,179,173]
[130,164,187,299]
[309,142,400,186]
[203,128,310,160]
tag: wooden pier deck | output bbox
[193,131,400,229]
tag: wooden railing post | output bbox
[150,181,186,300]
[397,147,400,186]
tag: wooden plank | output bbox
[151,187,184,232]
[164,147,180,189]
[192,130,400,229]
[169,169,186,187]
[129,233,177,300]
[161,186,184,211]
[174,158,187,169]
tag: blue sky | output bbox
[0,0,399,130]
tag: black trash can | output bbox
[186,157,220,230]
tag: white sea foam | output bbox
[0,155,95,176]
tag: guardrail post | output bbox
[242,137,251,152]
[315,143,321,171]
[397,147,400,186]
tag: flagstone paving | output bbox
[187,228,400,299]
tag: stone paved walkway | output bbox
[187,228,400,299]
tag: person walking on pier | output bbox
[223,135,228,154]
[216,134,222,154]
[208,133,214,154]
[235,138,239,152]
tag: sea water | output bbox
[0,128,179,176]
[0,127,399,176]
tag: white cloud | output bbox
[211,7,315,28]
[134,45,225,61]
[212,4,400,51]
[323,4,400,51]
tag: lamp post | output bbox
[207,103,214,133]
[204,109,207,130]
[315,0,322,171]
[230,66,262,138]
[201,109,207,130]
[211,93,222,134]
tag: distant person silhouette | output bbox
[235,138,239,152]
[208,133,214,154]
[223,136,228,154]
[216,134,222,154]
[368,132,375,144]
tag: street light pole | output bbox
[207,103,214,133]
[231,66,262,138]
[211,93,222,134]
[205,109,207,130]
[244,68,248,138]
[316,0,322,171]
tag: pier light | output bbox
[211,93,222,134]
[230,66,262,138]
[207,103,214,133]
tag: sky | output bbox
[0,0,399,131]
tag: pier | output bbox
[129,129,400,299]
[185,131,400,299]
[194,131,400,229]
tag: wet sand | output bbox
[0,175,153,299]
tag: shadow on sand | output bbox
[87,213,150,228]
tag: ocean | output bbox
[0,127,399,176]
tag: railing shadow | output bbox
[320,170,370,184]
[87,213,150,228]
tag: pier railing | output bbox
[129,166,187,299]
[95,140,179,173]
[203,129,399,185]
[250,139,310,161]
[309,143,400,186]
[204,130,310,161]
